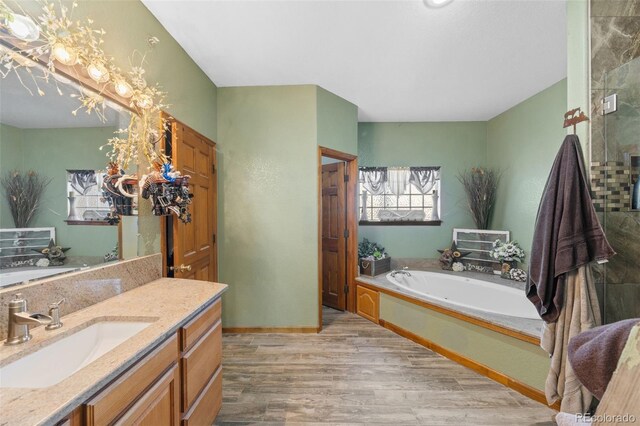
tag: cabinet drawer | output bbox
[180,299,221,352]
[85,334,179,426]
[181,366,222,426]
[356,285,379,324]
[181,320,222,412]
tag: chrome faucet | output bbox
[45,298,66,331]
[390,267,412,278]
[4,293,53,345]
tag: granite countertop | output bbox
[356,268,544,339]
[0,278,227,426]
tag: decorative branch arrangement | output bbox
[1,170,51,228]
[457,167,500,230]
[0,1,192,224]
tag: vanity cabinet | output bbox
[61,299,224,426]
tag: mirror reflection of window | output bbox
[66,170,111,222]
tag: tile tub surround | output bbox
[357,267,543,338]
[0,278,227,426]
[0,254,162,340]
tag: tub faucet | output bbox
[4,293,53,346]
[390,267,411,278]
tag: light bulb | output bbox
[87,61,110,83]
[51,42,78,65]
[423,0,454,7]
[7,14,40,42]
[114,79,133,98]
[135,94,153,109]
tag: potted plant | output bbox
[358,238,390,276]
[489,239,525,277]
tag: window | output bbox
[66,170,112,225]
[359,166,441,225]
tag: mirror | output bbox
[0,56,138,288]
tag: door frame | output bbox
[318,146,358,331]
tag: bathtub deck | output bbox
[216,307,556,425]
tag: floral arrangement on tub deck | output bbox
[358,238,387,260]
[437,242,471,271]
[489,240,525,264]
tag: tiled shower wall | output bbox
[590,0,640,323]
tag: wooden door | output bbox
[321,162,347,311]
[170,121,217,281]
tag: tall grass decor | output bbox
[457,167,500,230]
[1,170,51,228]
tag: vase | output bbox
[431,190,440,221]
[360,192,369,221]
[67,192,82,220]
[501,261,518,278]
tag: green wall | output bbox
[0,124,24,228]
[486,79,568,266]
[357,122,487,258]
[566,0,590,155]
[0,125,119,257]
[380,294,549,391]
[217,85,319,328]
[317,87,358,155]
[217,84,358,328]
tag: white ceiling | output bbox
[143,0,567,122]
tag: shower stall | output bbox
[595,56,640,324]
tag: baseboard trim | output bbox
[222,327,319,334]
[378,318,560,411]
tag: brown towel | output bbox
[568,318,640,400]
[527,135,615,323]
[541,265,601,413]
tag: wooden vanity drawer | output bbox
[181,320,222,412]
[181,366,222,426]
[85,334,179,426]
[180,299,221,352]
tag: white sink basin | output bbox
[0,321,152,388]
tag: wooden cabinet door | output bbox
[85,335,178,426]
[356,285,379,324]
[321,162,347,311]
[170,120,217,282]
[115,365,180,426]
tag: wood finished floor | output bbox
[216,307,556,425]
